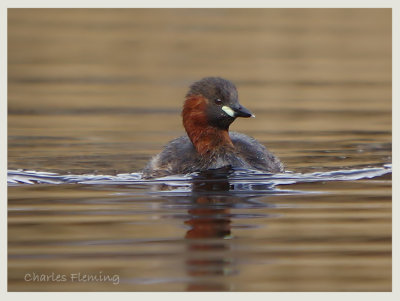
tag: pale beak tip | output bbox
[251,114,256,118]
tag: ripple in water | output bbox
[7,164,392,193]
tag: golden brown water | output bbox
[8,8,391,291]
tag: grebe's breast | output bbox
[143,135,239,178]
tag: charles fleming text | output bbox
[24,271,120,285]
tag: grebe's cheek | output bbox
[222,106,235,117]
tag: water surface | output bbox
[8,8,391,291]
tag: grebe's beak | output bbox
[222,104,255,118]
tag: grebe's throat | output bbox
[182,95,234,155]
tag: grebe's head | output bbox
[183,77,254,131]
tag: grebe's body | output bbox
[143,77,284,178]
[144,132,283,178]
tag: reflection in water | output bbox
[184,171,262,291]
[185,196,233,291]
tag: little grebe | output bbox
[143,77,284,178]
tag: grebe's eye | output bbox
[214,99,222,105]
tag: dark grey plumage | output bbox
[143,132,284,178]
